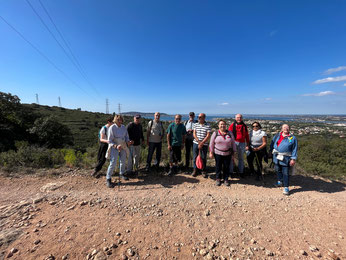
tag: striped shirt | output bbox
[193,122,211,145]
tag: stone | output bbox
[121,254,128,260]
[328,251,341,260]
[199,249,208,256]
[62,254,69,260]
[44,254,55,260]
[309,245,318,252]
[40,182,65,192]
[6,252,13,258]
[266,250,274,256]
[299,250,307,255]
[127,248,135,256]
[34,239,41,245]
[0,229,22,247]
[94,251,107,260]
[10,248,18,254]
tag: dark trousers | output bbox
[193,143,208,171]
[185,138,193,167]
[94,142,108,173]
[247,149,264,177]
[146,142,162,167]
[214,154,231,180]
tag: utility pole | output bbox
[58,96,61,107]
[118,103,121,115]
[35,94,39,104]
[106,99,109,114]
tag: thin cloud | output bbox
[264,97,272,101]
[344,83,346,87]
[219,102,229,106]
[312,75,346,84]
[302,91,336,97]
[269,30,278,37]
[323,66,346,75]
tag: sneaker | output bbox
[283,187,290,195]
[192,168,198,177]
[202,171,208,178]
[216,179,221,186]
[120,175,129,181]
[275,181,283,187]
[224,179,230,186]
[106,179,114,188]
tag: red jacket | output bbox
[229,122,250,144]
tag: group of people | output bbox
[92,112,298,195]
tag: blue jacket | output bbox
[270,132,298,166]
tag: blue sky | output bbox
[1,0,346,114]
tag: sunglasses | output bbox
[252,125,259,127]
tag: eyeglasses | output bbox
[198,116,204,119]
[252,125,259,128]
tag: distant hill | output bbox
[122,111,169,117]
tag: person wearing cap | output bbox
[126,114,145,174]
[184,112,197,169]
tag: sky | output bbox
[1,0,346,115]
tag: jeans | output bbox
[106,147,126,179]
[230,141,246,174]
[214,153,231,180]
[94,142,108,173]
[185,137,194,167]
[193,143,208,171]
[247,149,264,177]
[127,145,141,171]
[146,142,162,167]
[275,164,290,187]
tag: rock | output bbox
[67,205,76,211]
[0,229,22,247]
[94,251,107,260]
[250,239,256,244]
[328,251,340,260]
[205,210,210,217]
[10,248,18,254]
[125,229,130,233]
[309,245,318,252]
[103,247,109,252]
[299,250,307,255]
[62,254,69,260]
[127,248,135,256]
[199,249,208,256]
[106,250,112,256]
[32,195,45,204]
[206,252,214,259]
[266,250,274,256]
[40,182,65,192]
[116,232,121,236]
[121,254,128,260]
[6,252,13,258]
[80,201,88,206]
[33,229,39,232]
[91,249,98,256]
[44,254,55,260]
[314,251,322,257]
[49,201,57,205]
[34,239,41,245]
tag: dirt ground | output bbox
[0,168,345,260]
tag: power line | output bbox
[37,0,100,96]
[25,0,100,97]
[0,15,92,98]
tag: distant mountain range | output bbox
[122,111,169,117]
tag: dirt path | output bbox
[0,169,345,260]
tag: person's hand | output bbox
[168,145,172,151]
[117,145,122,151]
[198,143,203,150]
[290,159,296,166]
[128,141,133,146]
[245,146,249,151]
[253,147,258,152]
[209,152,213,159]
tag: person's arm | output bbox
[108,126,115,147]
[193,129,198,142]
[146,123,151,146]
[167,124,172,150]
[199,131,211,149]
[245,126,250,150]
[140,125,145,145]
[290,137,298,166]
[100,128,108,143]
[254,136,267,151]
[209,132,216,153]
[181,126,186,149]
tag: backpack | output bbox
[148,120,163,134]
[212,130,234,154]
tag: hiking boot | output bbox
[91,170,98,178]
[202,171,208,178]
[283,187,290,195]
[216,179,221,186]
[255,175,262,181]
[120,175,129,181]
[192,168,198,177]
[106,179,114,188]
[275,181,283,187]
[224,179,230,186]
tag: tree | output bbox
[29,116,74,148]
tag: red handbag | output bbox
[196,149,204,170]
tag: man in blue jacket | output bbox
[270,124,298,195]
